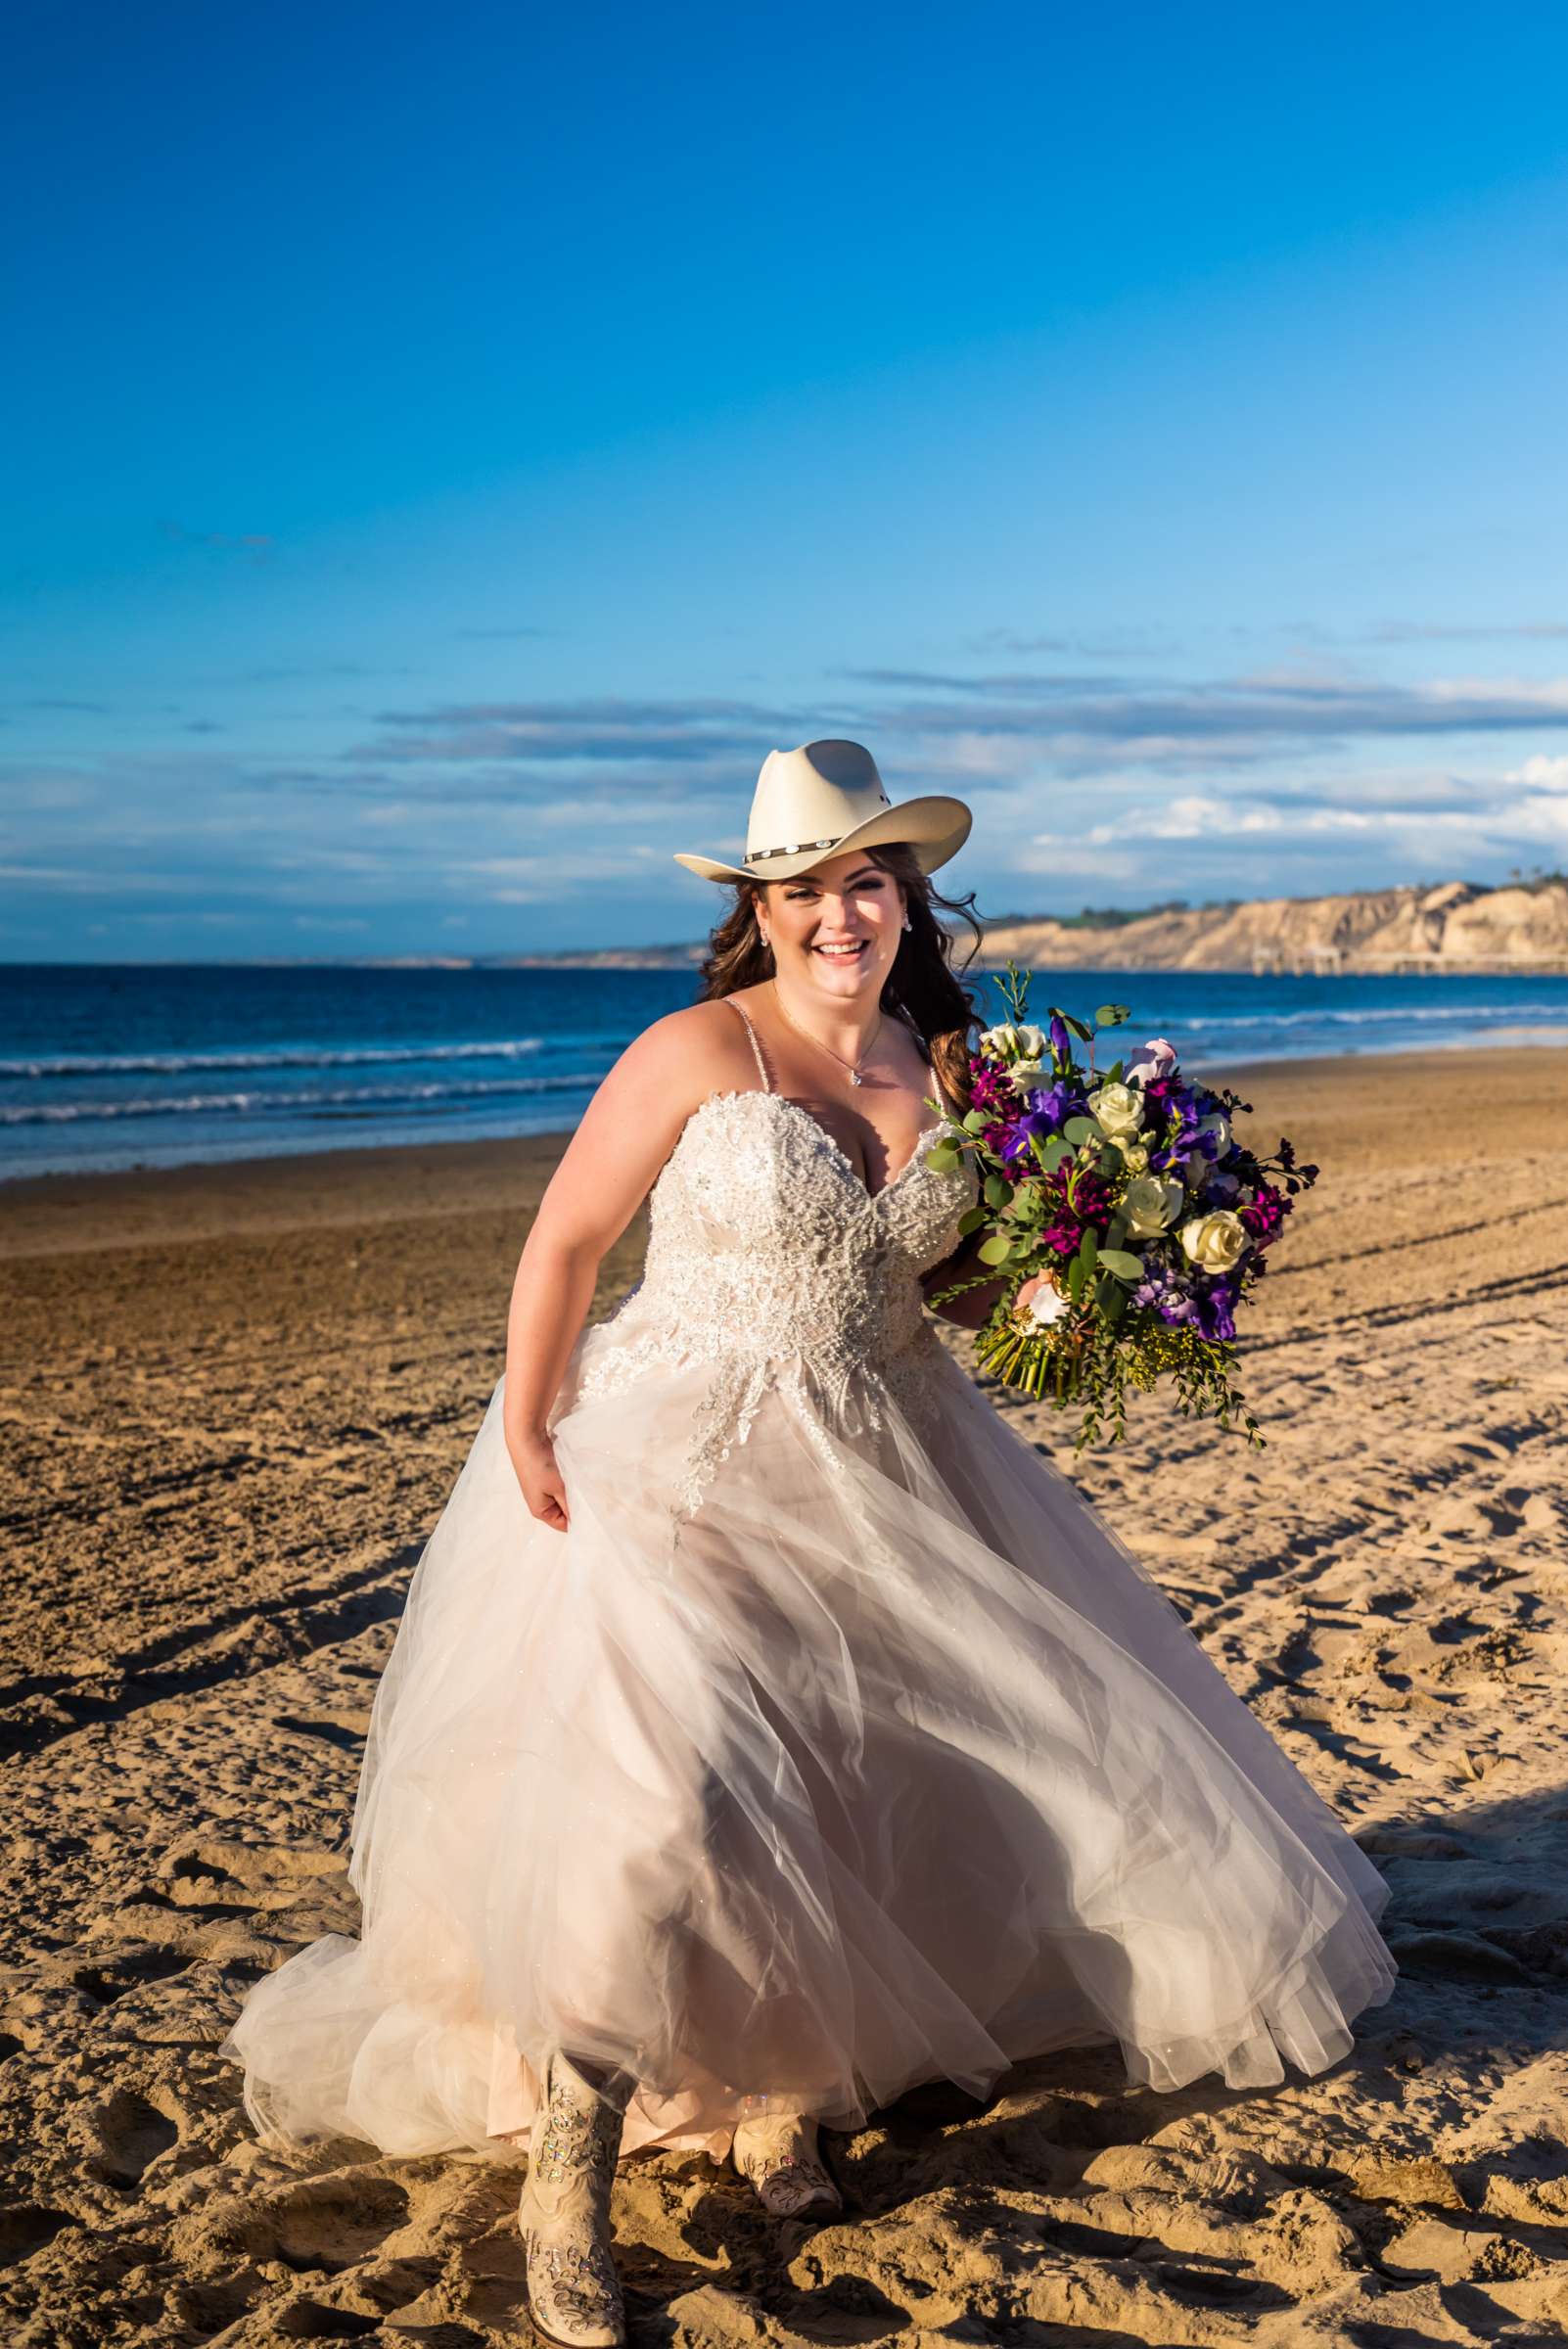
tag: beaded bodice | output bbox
[571,1010,976,1517]
[642,1086,970,1357]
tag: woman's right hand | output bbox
[511,1431,570,1533]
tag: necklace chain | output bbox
[771,978,883,1088]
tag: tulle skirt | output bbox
[219,1334,1395,2164]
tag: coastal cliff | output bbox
[980,877,1568,975]
[489,876,1568,974]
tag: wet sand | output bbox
[4,1046,1567,2344]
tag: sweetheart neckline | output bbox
[685,1088,947,1206]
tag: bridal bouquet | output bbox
[924,964,1318,1451]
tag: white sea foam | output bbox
[0,1072,589,1127]
[1167,997,1568,1034]
[0,1036,548,1080]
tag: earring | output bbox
[901,917,912,933]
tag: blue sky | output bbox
[4,1,1568,959]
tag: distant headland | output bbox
[393,873,1568,977]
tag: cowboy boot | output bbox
[518,2049,631,2349]
[731,2097,843,2221]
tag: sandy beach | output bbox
[4,1043,1568,2347]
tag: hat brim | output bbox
[673,796,972,886]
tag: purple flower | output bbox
[1239,1180,1291,1248]
[1049,1012,1070,1066]
[1040,1220,1084,1256]
[1149,1089,1209,1175]
[967,1059,1014,1114]
[1126,1036,1177,1084]
[1002,1118,1043,1167]
[1032,1079,1086,1128]
[1191,1277,1239,1343]
[1132,1259,1196,1326]
[1004,1091,1084,1163]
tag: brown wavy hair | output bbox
[697,842,984,1109]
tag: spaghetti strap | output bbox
[724,997,773,1094]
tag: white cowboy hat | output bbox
[673,739,972,885]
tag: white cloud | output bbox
[1505,755,1568,793]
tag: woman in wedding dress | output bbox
[220,740,1395,2349]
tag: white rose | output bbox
[980,1023,1022,1059]
[1086,1080,1143,1136]
[1009,1059,1048,1093]
[1123,1174,1184,1236]
[1024,1277,1069,1326]
[1015,1024,1048,1060]
[1178,1209,1251,1273]
[1120,1142,1150,1175]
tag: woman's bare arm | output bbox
[919,1232,1009,1330]
[502,1005,736,1529]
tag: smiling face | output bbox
[754,849,907,999]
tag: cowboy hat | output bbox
[673,739,972,885]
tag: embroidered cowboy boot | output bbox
[731,2098,843,2220]
[518,2049,630,2349]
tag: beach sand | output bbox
[4,1045,1567,2346]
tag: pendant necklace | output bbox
[771,978,883,1087]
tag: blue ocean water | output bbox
[3,961,1566,1183]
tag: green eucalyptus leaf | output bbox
[1063,1115,1098,1145]
[1076,1229,1098,1268]
[1068,1254,1086,1305]
[1061,1011,1094,1042]
[1096,1247,1144,1281]
[957,1205,990,1235]
[983,1173,1012,1209]
[924,1143,962,1173]
[1095,1003,1130,1027]
[977,1234,1014,1267]
[962,1109,991,1134]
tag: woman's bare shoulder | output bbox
[591,996,760,1121]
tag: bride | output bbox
[220,740,1395,2349]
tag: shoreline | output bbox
[6,1038,1567,1253]
[6,1037,1558,1240]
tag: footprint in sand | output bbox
[73,1945,192,2007]
[0,2206,77,2269]
[86,2087,179,2188]
[267,2175,413,2276]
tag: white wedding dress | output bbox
[220,1005,1395,2165]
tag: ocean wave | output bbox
[0,1072,594,1128]
[0,1036,550,1080]
[1164,998,1568,1034]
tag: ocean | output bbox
[3,961,1567,1183]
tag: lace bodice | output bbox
[569,1005,976,1517]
